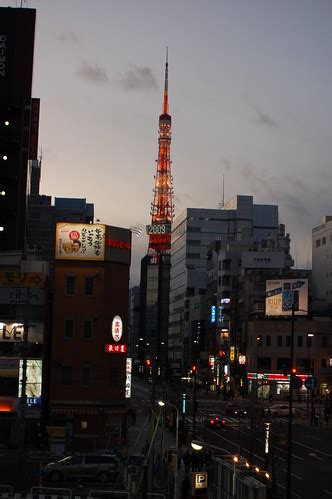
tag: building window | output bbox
[84,276,94,296]
[297,336,303,347]
[277,358,291,371]
[307,337,312,347]
[266,335,271,347]
[66,275,76,295]
[296,358,307,368]
[277,336,282,347]
[322,237,326,246]
[257,357,271,370]
[64,319,74,339]
[62,366,72,385]
[322,336,327,347]
[82,364,91,386]
[316,239,321,248]
[83,319,93,339]
[286,336,291,347]
[321,358,327,368]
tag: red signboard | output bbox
[105,344,127,354]
[247,372,309,381]
[106,239,131,250]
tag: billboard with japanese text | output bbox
[265,279,308,316]
[55,223,105,261]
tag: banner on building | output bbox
[0,272,46,289]
[265,279,308,316]
[18,359,42,398]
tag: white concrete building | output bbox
[169,195,280,373]
[312,216,332,309]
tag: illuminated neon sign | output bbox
[105,344,127,354]
[106,239,131,250]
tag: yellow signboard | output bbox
[0,272,46,289]
[193,471,208,489]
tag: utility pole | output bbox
[286,304,295,499]
[192,365,197,439]
[20,287,30,451]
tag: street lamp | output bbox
[158,400,179,499]
[307,333,314,417]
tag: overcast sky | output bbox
[5,0,332,284]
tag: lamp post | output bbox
[286,304,295,499]
[158,400,179,499]
[307,334,314,417]
[191,441,271,497]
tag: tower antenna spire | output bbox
[163,47,169,115]
[147,50,174,260]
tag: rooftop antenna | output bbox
[218,174,225,209]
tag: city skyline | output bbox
[8,0,332,283]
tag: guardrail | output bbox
[87,491,129,498]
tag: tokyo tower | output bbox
[146,50,174,257]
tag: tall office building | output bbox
[169,195,280,374]
[0,8,39,252]
[312,216,332,310]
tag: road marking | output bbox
[306,435,321,441]
[293,440,332,458]
[276,482,301,497]
[309,452,324,461]
[282,469,303,480]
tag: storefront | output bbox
[247,372,310,399]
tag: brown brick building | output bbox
[48,223,131,451]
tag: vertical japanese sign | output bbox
[55,223,105,261]
[125,358,132,399]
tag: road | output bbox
[186,396,332,499]
[133,378,332,498]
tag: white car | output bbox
[269,405,295,417]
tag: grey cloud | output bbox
[253,107,278,128]
[77,60,110,85]
[116,65,158,92]
[56,32,80,45]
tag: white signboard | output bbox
[125,358,132,399]
[0,287,45,305]
[0,322,43,343]
[55,223,105,261]
[111,315,123,342]
[18,359,42,398]
[265,279,308,316]
[242,252,285,269]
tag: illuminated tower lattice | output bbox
[146,51,174,257]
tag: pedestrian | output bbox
[180,475,191,499]
[182,449,192,473]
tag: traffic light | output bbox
[291,367,297,375]
[145,359,151,367]
[192,364,197,372]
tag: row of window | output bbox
[66,276,94,296]
[64,319,93,339]
[316,234,332,247]
[257,357,331,370]
[62,365,119,386]
[255,335,328,348]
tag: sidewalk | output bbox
[125,404,189,498]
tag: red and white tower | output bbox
[146,51,174,257]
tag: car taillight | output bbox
[222,420,226,424]
[210,420,214,424]
[215,417,219,420]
